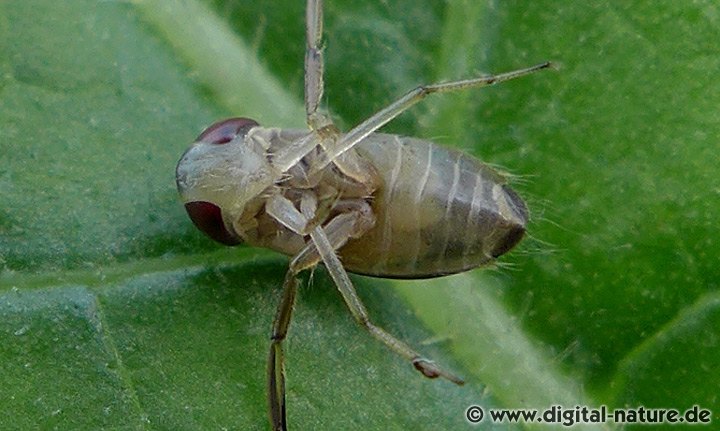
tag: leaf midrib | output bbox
[0,247,278,292]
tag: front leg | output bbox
[307,223,465,385]
[268,269,297,431]
[266,194,373,431]
[304,0,332,131]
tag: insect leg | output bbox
[305,0,332,130]
[269,131,320,173]
[266,194,313,235]
[265,192,340,236]
[267,198,374,430]
[268,195,462,384]
[268,269,297,431]
[268,238,338,431]
[309,62,552,175]
[307,222,466,385]
[270,128,379,189]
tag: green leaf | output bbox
[1,0,718,430]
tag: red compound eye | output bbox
[184,201,242,246]
[196,117,259,145]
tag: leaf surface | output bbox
[1,0,718,429]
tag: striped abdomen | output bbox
[340,134,528,278]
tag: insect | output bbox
[176,1,550,429]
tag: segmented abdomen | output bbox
[340,133,528,278]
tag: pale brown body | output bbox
[343,133,527,278]
[233,128,527,280]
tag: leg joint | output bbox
[416,85,432,96]
[357,315,371,328]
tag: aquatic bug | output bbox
[176,0,550,429]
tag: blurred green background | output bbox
[1,0,718,429]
